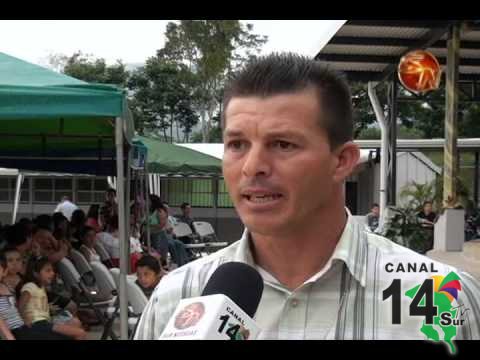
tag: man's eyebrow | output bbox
[223,129,244,138]
[264,130,307,140]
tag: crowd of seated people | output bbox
[0,189,216,340]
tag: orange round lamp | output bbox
[398,50,442,94]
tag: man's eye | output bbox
[272,140,297,151]
[226,140,245,151]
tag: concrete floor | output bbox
[427,239,480,280]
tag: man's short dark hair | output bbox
[180,202,190,210]
[107,188,116,195]
[136,255,161,274]
[372,203,379,208]
[222,52,353,149]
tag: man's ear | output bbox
[332,142,360,183]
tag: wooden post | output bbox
[443,24,461,208]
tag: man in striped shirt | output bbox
[135,53,480,343]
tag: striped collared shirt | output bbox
[134,210,480,341]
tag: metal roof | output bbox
[314,20,480,83]
[355,138,480,150]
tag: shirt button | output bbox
[291,298,299,308]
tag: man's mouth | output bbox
[242,193,283,203]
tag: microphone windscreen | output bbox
[201,262,264,318]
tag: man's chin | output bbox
[241,217,288,237]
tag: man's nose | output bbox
[241,145,272,178]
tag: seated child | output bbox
[0,252,69,340]
[2,247,24,296]
[18,256,86,340]
[135,255,166,299]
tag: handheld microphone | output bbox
[159,262,264,340]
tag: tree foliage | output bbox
[159,21,267,142]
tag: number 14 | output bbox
[382,279,438,324]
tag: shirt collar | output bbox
[233,208,367,288]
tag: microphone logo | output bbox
[174,302,206,330]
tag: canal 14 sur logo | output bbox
[382,262,468,355]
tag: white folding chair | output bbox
[56,258,116,339]
[94,241,114,268]
[56,258,109,305]
[69,249,93,276]
[126,278,149,339]
[173,222,194,238]
[89,261,118,340]
[108,268,146,339]
[90,261,116,301]
[192,221,217,242]
[109,267,120,287]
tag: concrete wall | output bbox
[395,152,438,206]
[353,152,439,216]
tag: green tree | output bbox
[128,56,198,140]
[61,51,129,87]
[351,80,480,140]
[160,20,267,142]
[351,82,378,138]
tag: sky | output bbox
[0,20,346,67]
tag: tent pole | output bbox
[12,173,23,224]
[115,116,129,340]
[145,169,151,253]
[125,149,132,274]
[213,176,219,234]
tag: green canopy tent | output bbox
[0,52,133,339]
[136,135,222,176]
[134,136,224,243]
[0,52,134,175]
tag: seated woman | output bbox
[96,217,120,267]
[78,226,101,263]
[96,216,144,272]
[52,213,73,254]
[70,209,87,250]
[86,204,102,233]
[148,201,190,268]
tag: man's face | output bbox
[424,203,433,214]
[183,206,191,217]
[372,206,380,216]
[222,88,346,237]
[106,191,116,202]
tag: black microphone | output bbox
[201,262,264,318]
[159,262,264,340]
